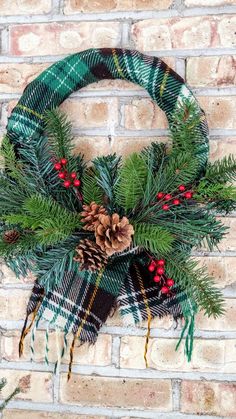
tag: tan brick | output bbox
[209,138,236,161]
[0,63,49,93]
[194,256,236,289]
[131,15,236,51]
[106,309,174,329]
[0,289,31,321]
[123,98,168,130]
[10,22,121,56]
[120,336,236,373]
[1,330,112,366]
[64,0,173,13]
[185,0,236,5]
[0,263,35,284]
[196,299,236,331]
[0,0,51,15]
[217,217,236,251]
[187,56,236,87]
[73,136,110,161]
[181,380,236,416]
[111,136,169,157]
[0,370,52,403]
[3,411,107,419]
[198,96,236,129]
[60,98,118,129]
[60,374,172,410]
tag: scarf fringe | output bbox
[175,313,195,362]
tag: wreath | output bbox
[1,48,236,379]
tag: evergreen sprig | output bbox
[133,223,174,255]
[115,153,148,211]
[204,155,236,184]
[4,194,81,246]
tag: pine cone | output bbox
[74,239,108,272]
[81,202,107,231]
[95,213,134,256]
[3,230,20,244]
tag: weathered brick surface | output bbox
[64,0,173,13]
[60,375,172,410]
[198,96,236,129]
[0,0,51,15]
[60,98,119,129]
[132,15,236,51]
[0,370,53,403]
[181,381,236,417]
[1,330,112,366]
[194,256,236,288]
[196,299,236,331]
[123,98,168,130]
[185,0,236,5]
[120,336,236,373]
[0,63,49,93]
[187,56,236,87]
[10,22,121,56]
[3,411,107,419]
[209,137,236,161]
[0,289,31,321]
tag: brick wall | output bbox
[0,0,236,418]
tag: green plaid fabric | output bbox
[6,48,209,369]
[7,48,209,170]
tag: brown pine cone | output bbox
[74,239,108,272]
[95,213,134,256]
[80,202,107,231]
[3,230,20,244]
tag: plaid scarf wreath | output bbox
[20,256,192,378]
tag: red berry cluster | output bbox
[156,185,193,211]
[54,158,81,189]
[148,259,175,295]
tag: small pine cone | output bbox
[74,239,108,272]
[80,202,107,231]
[3,230,20,244]
[95,213,134,256]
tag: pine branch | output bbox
[141,142,167,172]
[133,223,174,255]
[155,152,200,193]
[115,153,148,212]
[44,108,74,159]
[82,167,103,205]
[166,255,225,318]
[204,155,236,184]
[93,154,121,212]
[4,194,81,246]
[0,136,27,187]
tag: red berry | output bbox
[54,162,62,171]
[61,158,68,165]
[70,172,77,179]
[153,275,161,283]
[58,171,66,179]
[157,259,165,266]
[161,286,170,294]
[148,264,156,272]
[173,199,180,205]
[166,278,175,287]
[184,191,193,199]
[73,179,81,187]
[178,185,186,192]
[156,267,164,275]
[164,194,172,200]
[162,204,169,211]
[156,192,165,200]
[63,180,71,188]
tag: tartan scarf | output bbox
[20,258,189,377]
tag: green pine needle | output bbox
[44,108,74,160]
[115,153,148,211]
[82,167,104,205]
[204,154,236,184]
[133,223,174,255]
